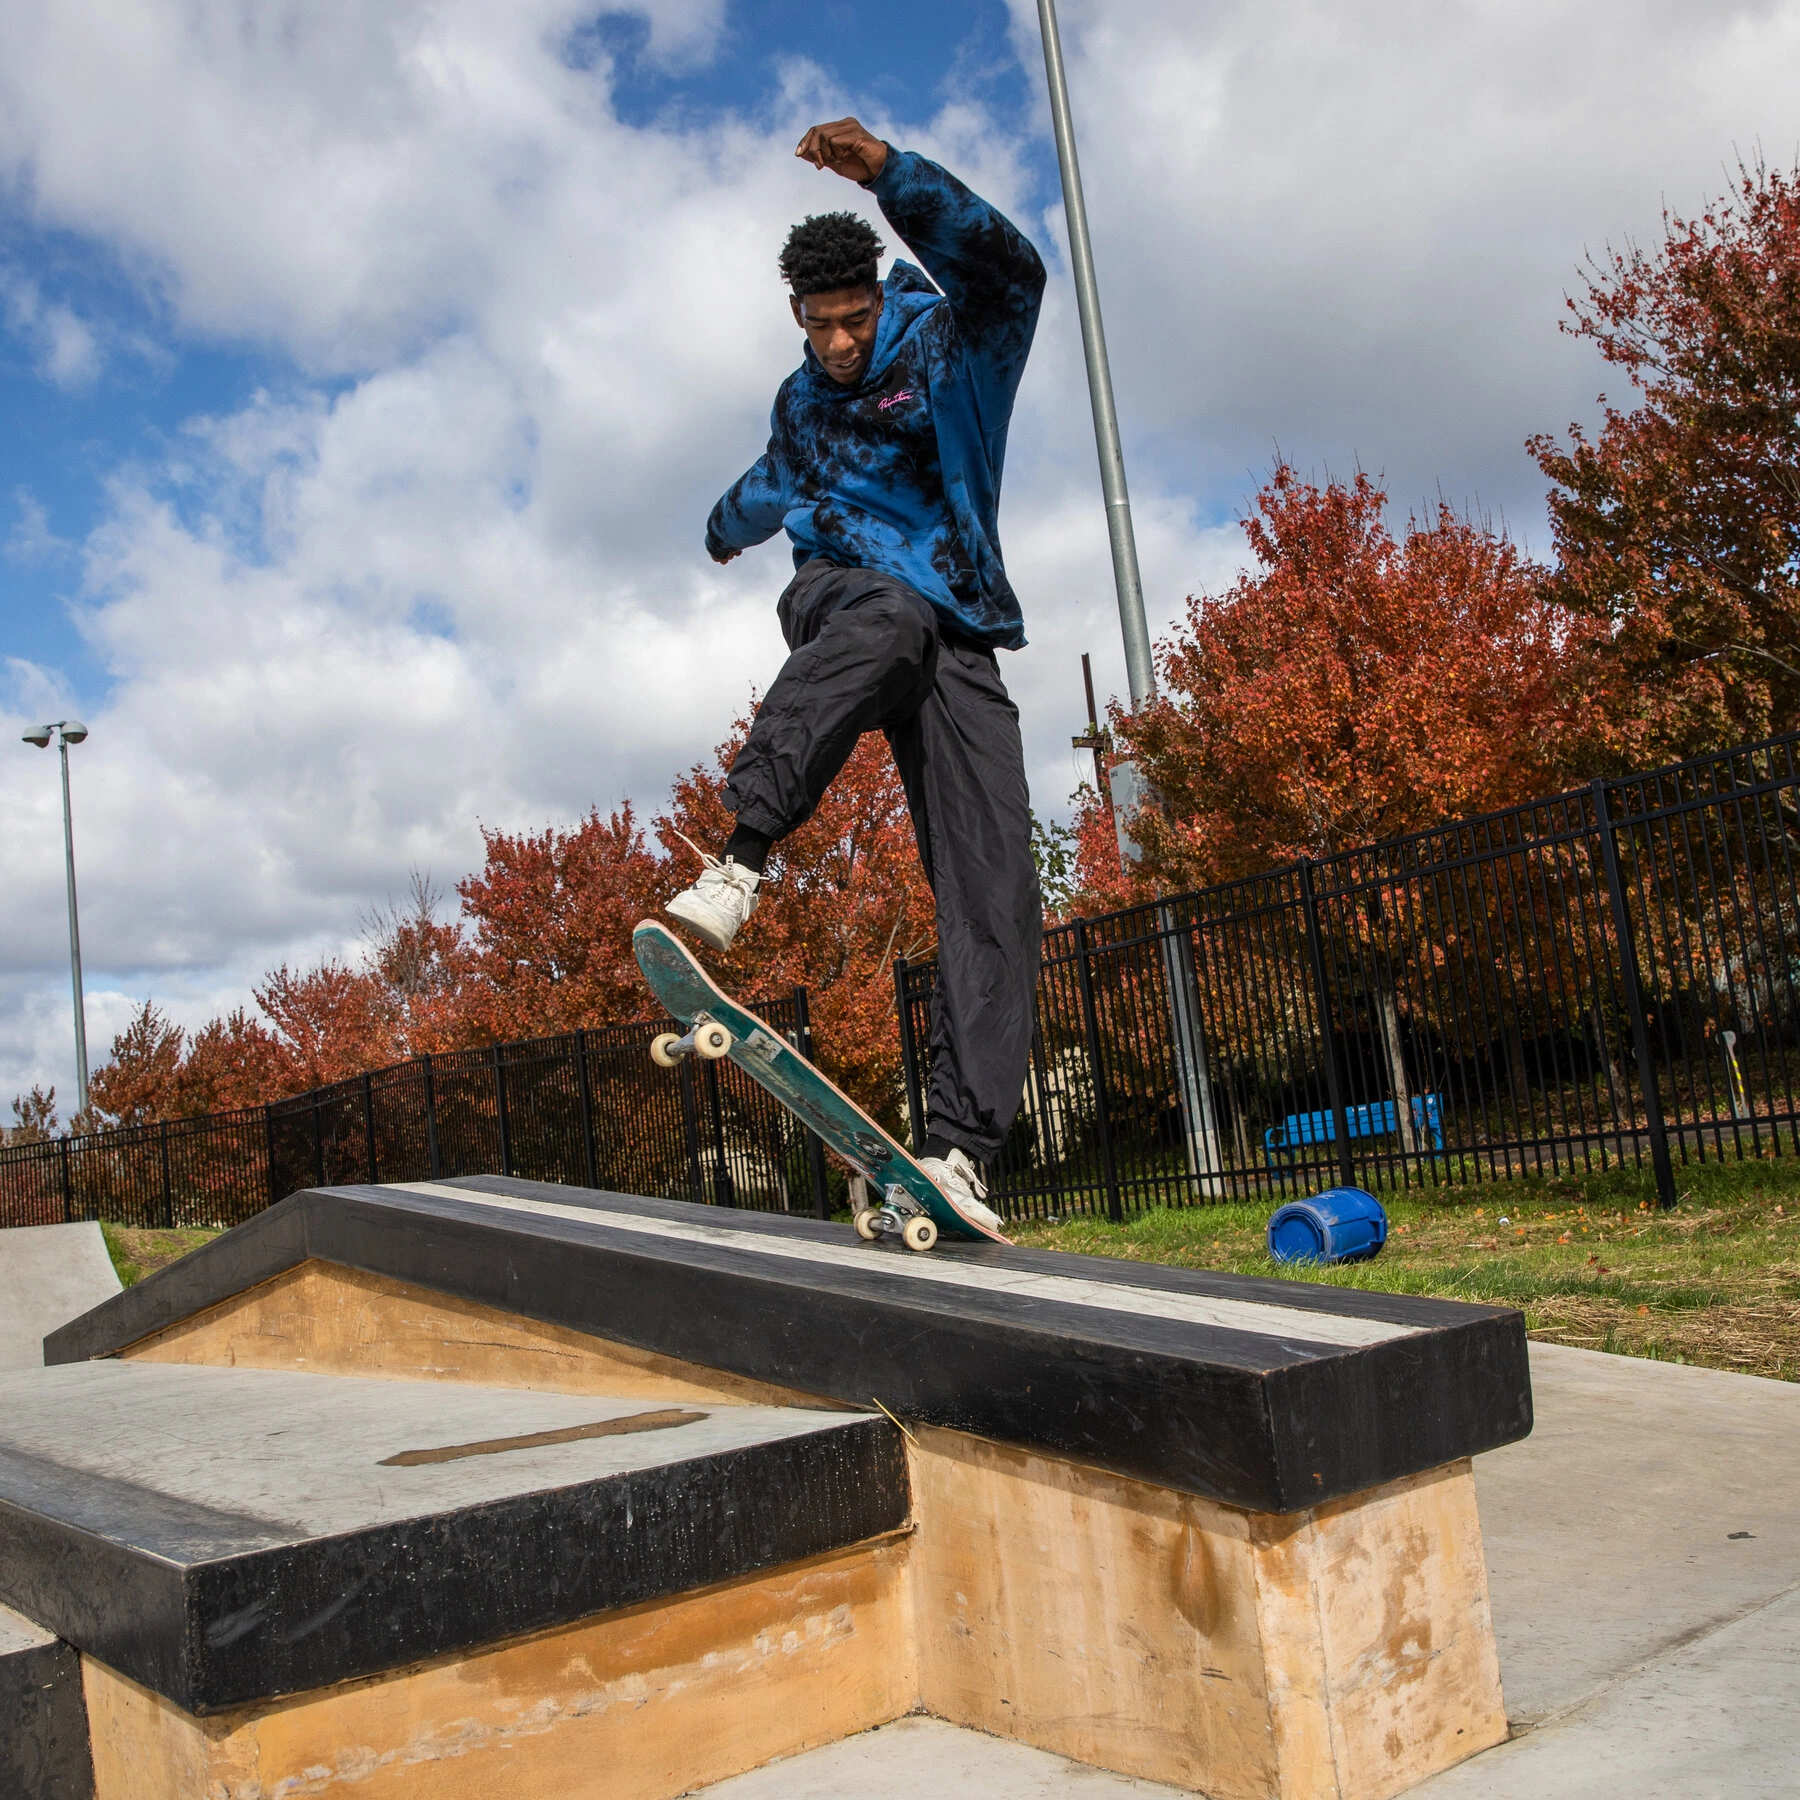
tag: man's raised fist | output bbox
[795,118,888,185]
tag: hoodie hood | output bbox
[709,149,1045,648]
[801,259,942,393]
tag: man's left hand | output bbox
[795,118,887,185]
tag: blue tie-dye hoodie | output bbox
[705,149,1046,650]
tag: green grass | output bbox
[100,1223,221,1287]
[1007,1153,1800,1381]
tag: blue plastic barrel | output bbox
[1266,1186,1389,1265]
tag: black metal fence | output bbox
[1,991,831,1232]
[899,734,1800,1221]
[9,733,1799,1238]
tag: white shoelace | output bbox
[670,828,759,891]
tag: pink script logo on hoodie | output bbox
[879,390,917,411]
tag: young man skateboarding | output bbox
[665,116,1045,1227]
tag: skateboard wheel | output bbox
[902,1215,938,1253]
[649,1032,684,1068]
[853,1207,882,1242]
[694,1021,733,1060]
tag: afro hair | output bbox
[779,211,886,296]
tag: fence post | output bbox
[159,1120,174,1229]
[1157,904,1225,1197]
[893,956,929,1155]
[573,1030,599,1189]
[311,1092,325,1188]
[492,1046,513,1178]
[1592,780,1678,1209]
[264,1107,280,1206]
[678,1061,705,1201]
[1072,919,1124,1223]
[1299,860,1356,1189]
[59,1134,72,1223]
[422,1055,442,1179]
[361,1072,377,1185]
[792,987,830,1218]
[1029,1022,1067,1214]
[704,1058,735,1206]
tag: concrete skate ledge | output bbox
[0,1362,903,1715]
[47,1175,1531,1513]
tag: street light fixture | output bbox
[23,719,91,1122]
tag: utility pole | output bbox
[23,720,92,1119]
[1035,0,1156,710]
[1071,652,1111,807]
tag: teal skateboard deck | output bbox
[633,920,1008,1251]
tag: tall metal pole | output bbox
[57,731,90,1119]
[1036,0,1155,707]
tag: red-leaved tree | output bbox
[453,804,670,1043]
[1074,465,1620,906]
[90,1003,290,1122]
[80,717,937,1131]
[1529,158,1800,755]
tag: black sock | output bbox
[723,824,773,875]
[922,1134,961,1163]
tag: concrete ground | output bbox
[694,1341,1800,1800]
[0,1224,118,1368]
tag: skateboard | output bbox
[633,919,1009,1252]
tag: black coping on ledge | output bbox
[47,1175,1533,1515]
[0,1363,905,1716]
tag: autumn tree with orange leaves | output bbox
[1530,159,1800,757]
[89,1004,286,1123]
[450,806,669,1044]
[82,723,934,1134]
[1072,465,1621,908]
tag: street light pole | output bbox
[1034,8,1225,1190]
[23,720,91,1120]
[1035,0,1156,708]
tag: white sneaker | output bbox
[666,850,761,952]
[917,1146,1004,1232]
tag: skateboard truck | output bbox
[649,1016,734,1067]
[853,1182,939,1254]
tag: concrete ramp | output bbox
[0,1225,120,1368]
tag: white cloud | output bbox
[3,0,1800,1099]
[1004,0,1800,534]
[6,492,72,565]
[0,271,100,387]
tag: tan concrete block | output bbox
[1251,1461,1508,1800]
[909,1428,1505,1800]
[84,1537,917,1800]
[911,1426,1276,1797]
[112,1256,1507,1800]
[122,1259,825,1409]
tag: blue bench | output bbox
[1264,1094,1445,1167]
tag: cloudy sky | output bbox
[2,0,1798,1109]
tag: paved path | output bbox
[693,1341,1800,1800]
[0,1223,119,1367]
[1407,1342,1800,1799]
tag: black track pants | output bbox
[723,558,1042,1163]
